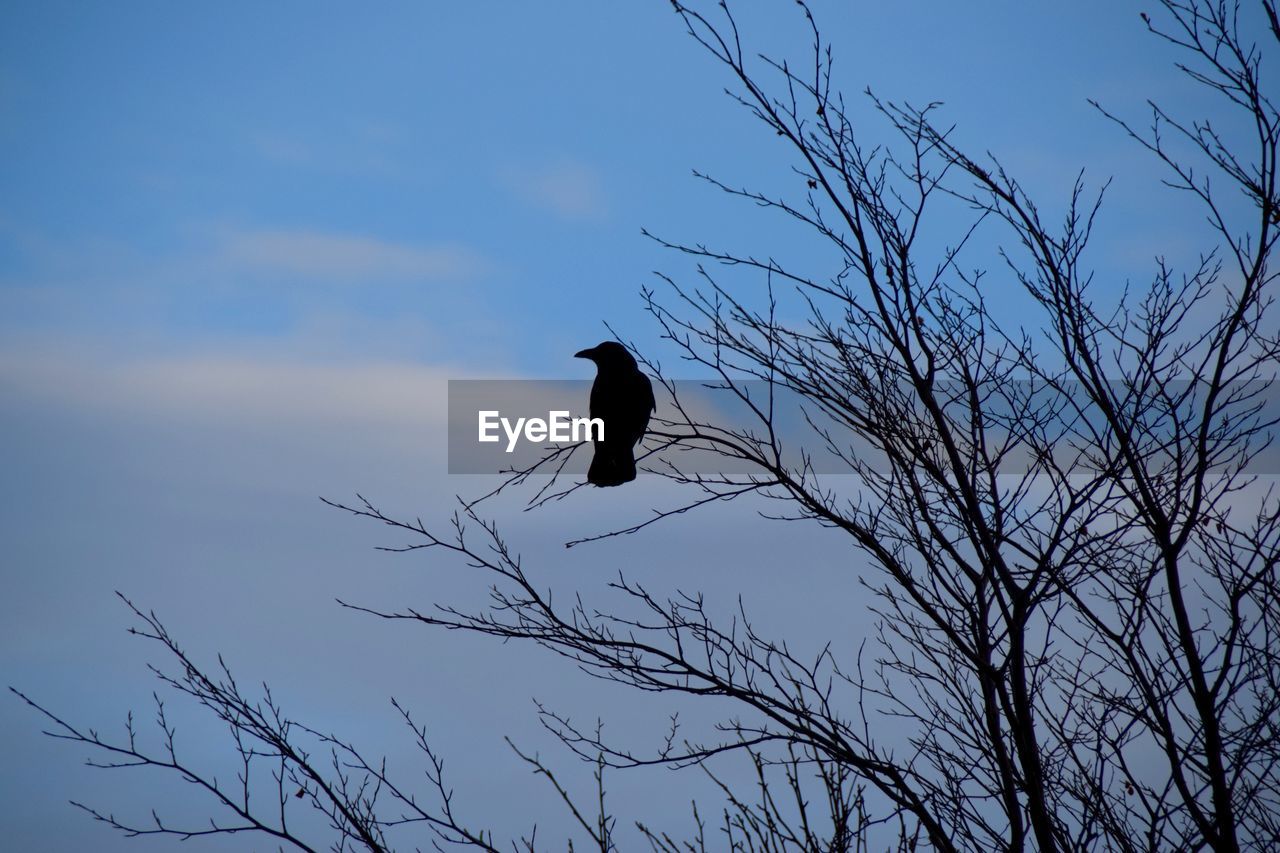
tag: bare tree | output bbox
[13,1,1279,850]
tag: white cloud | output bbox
[222,229,487,282]
[0,350,458,438]
[247,121,411,177]
[503,160,606,221]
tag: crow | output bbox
[574,341,655,486]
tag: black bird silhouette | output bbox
[574,341,655,486]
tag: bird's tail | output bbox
[588,445,637,487]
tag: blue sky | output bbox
[0,1,1214,371]
[0,2,1253,850]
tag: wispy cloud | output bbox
[247,120,411,177]
[222,229,488,282]
[0,222,517,369]
[0,349,457,437]
[503,160,607,221]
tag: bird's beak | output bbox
[574,348,595,359]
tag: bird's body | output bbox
[575,342,654,486]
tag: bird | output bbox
[574,341,655,486]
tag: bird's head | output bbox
[574,341,637,370]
